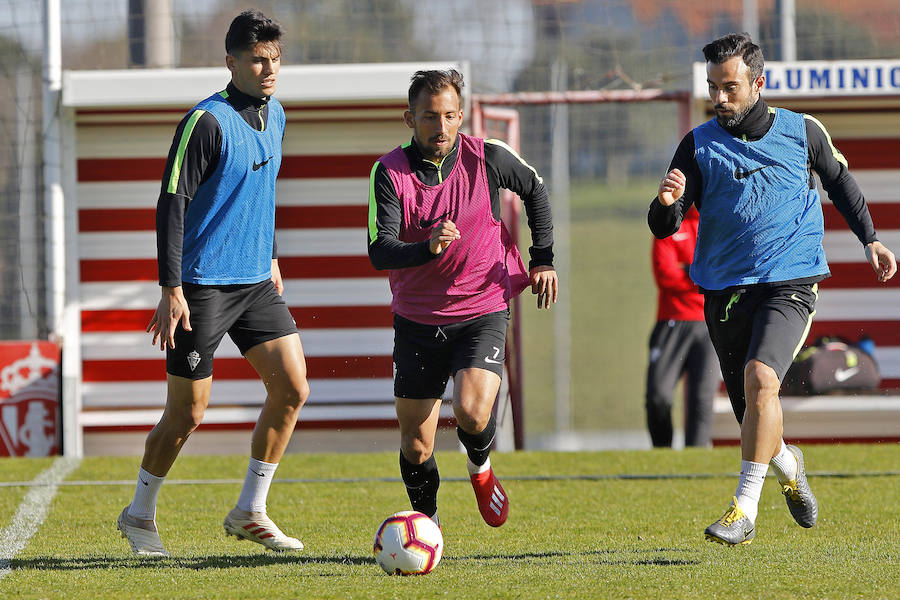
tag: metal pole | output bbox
[17,66,38,340]
[742,0,759,42]
[550,60,572,438]
[780,0,797,61]
[42,0,63,341]
[43,0,82,457]
[145,0,175,69]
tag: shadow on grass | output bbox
[446,547,701,567]
[13,547,700,572]
[9,553,375,571]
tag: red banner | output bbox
[0,342,61,457]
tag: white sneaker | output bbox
[223,508,304,551]
[117,506,169,557]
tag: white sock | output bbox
[770,440,798,484]
[430,512,440,526]
[236,458,278,513]
[128,467,165,521]
[734,460,769,524]
[466,455,491,476]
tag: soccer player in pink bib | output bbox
[368,69,557,527]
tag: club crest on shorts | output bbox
[186,351,201,372]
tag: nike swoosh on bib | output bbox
[419,213,449,228]
[734,165,771,179]
[253,156,273,171]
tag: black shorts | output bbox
[393,309,510,400]
[166,280,298,380]
[704,282,818,421]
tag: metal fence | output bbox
[3,0,900,445]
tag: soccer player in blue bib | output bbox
[649,33,896,545]
[117,11,309,556]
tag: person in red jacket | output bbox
[645,206,718,447]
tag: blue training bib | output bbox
[691,108,829,290]
[181,93,285,285]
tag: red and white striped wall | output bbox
[802,112,900,389]
[62,63,467,435]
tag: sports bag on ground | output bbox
[781,337,880,395]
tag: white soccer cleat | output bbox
[116,506,169,557]
[223,507,304,552]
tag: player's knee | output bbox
[452,397,493,433]
[161,403,206,436]
[399,436,432,464]
[454,411,488,434]
[743,360,780,400]
[287,378,310,410]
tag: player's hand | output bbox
[146,286,191,351]
[865,241,897,283]
[530,266,558,309]
[657,168,685,206]
[428,220,461,255]
[271,258,284,295]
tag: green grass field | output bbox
[519,178,659,436]
[2,445,898,599]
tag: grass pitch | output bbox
[1,444,898,599]
[0,444,900,600]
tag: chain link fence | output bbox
[2,0,900,441]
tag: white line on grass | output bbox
[0,457,81,581]
[0,470,897,489]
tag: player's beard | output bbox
[715,95,758,129]
[425,134,452,160]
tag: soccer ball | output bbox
[373,511,443,575]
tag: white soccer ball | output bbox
[373,511,443,575]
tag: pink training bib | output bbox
[379,133,528,325]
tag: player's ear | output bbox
[225,53,235,73]
[403,110,415,129]
[752,74,765,94]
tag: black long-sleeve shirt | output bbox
[648,97,878,249]
[368,136,554,270]
[156,82,277,286]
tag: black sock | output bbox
[457,414,496,467]
[398,452,439,517]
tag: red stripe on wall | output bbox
[79,256,383,282]
[80,208,156,231]
[276,205,367,229]
[79,205,368,232]
[76,103,406,117]
[831,138,900,170]
[82,309,155,332]
[822,203,900,230]
[78,155,382,182]
[78,158,166,182]
[277,256,382,279]
[82,305,393,332]
[807,320,900,346]
[83,417,459,434]
[81,259,158,282]
[83,355,393,382]
[818,263,900,289]
[290,305,393,329]
[279,155,381,179]
[880,378,900,389]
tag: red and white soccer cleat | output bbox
[223,507,304,551]
[470,468,509,527]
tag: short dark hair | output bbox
[702,33,765,81]
[225,10,284,55]
[408,69,464,111]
